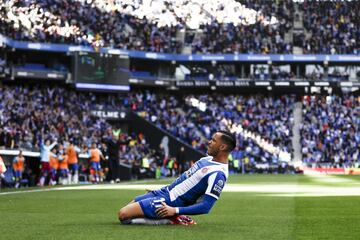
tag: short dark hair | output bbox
[217,130,236,152]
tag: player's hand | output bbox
[155,202,177,218]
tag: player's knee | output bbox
[118,208,128,221]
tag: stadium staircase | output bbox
[129,112,205,162]
[292,3,304,54]
[182,29,204,54]
[292,102,303,162]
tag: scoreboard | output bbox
[74,52,130,90]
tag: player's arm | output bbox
[156,172,226,217]
[177,172,226,215]
[176,195,217,215]
[49,141,58,150]
[75,146,81,153]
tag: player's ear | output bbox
[219,144,226,151]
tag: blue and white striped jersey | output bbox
[167,156,228,206]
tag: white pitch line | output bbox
[0,188,55,196]
[2,183,360,197]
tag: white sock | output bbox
[73,172,79,184]
[39,177,45,186]
[129,218,171,225]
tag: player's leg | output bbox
[90,162,97,183]
[39,162,49,186]
[118,197,193,225]
[118,201,145,222]
[118,190,160,223]
[96,163,101,182]
[70,163,79,184]
[72,163,79,184]
[50,168,56,185]
[15,171,20,188]
[66,167,71,184]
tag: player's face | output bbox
[207,133,222,157]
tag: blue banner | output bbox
[2,34,360,63]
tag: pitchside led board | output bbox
[74,51,130,91]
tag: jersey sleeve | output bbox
[205,171,226,200]
[177,194,217,215]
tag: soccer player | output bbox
[39,139,57,186]
[89,142,104,183]
[118,130,236,225]
[12,150,25,188]
[49,148,59,186]
[58,144,70,185]
[66,142,80,184]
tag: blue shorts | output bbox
[51,169,57,176]
[134,188,171,219]
[91,162,101,171]
[69,163,79,171]
[14,170,22,178]
[59,169,68,176]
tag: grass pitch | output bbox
[1,175,360,240]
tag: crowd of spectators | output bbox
[0,0,181,53]
[301,1,359,55]
[185,94,295,164]
[132,92,206,152]
[191,0,294,54]
[0,84,125,151]
[1,1,359,55]
[0,84,171,185]
[132,92,295,166]
[0,84,359,183]
[300,95,360,168]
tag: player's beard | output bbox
[207,146,219,157]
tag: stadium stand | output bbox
[300,94,360,168]
[2,0,358,54]
[0,1,359,188]
[300,1,359,55]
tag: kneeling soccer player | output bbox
[118,130,236,225]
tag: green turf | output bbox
[1,175,360,240]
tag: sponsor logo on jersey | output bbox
[211,179,225,197]
[202,167,209,173]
